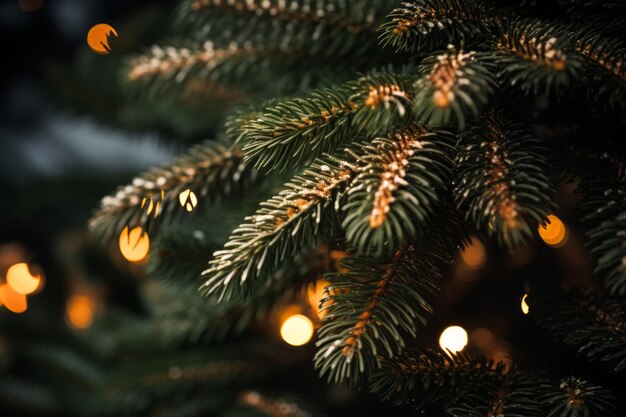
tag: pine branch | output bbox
[491,19,583,94]
[413,47,496,128]
[341,126,454,257]
[541,376,616,417]
[200,153,359,301]
[89,141,256,243]
[379,0,498,52]
[314,244,440,384]
[369,348,508,409]
[241,74,416,173]
[563,0,626,33]
[569,152,626,295]
[453,109,555,248]
[528,288,626,372]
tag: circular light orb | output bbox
[66,295,95,329]
[460,237,486,268]
[521,294,530,315]
[119,226,150,262]
[6,263,41,295]
[439,325,468,353]
[538,215,567,247]
[0,284,28,314]
[87,23,118,54]
[179,189,198,212]
[280,314,314,346]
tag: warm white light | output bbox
[280,314,314,346]
[439,325,468,353]
[521,294,530,315]
[6,263,41,295]
[179,189,198,212]
[119,226,150,262]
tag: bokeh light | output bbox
[307,279,331,319]
[460,237,486,268]
[119,226,150,262]
[179,189,198,212]
[0,284,28,313]
[521,294,530,315]
[66,295,95,329]
[280,314,314,346]
[18,0,43,13]
[6,263,41,295]
[538,215,568,247]
[439,325,468,353]
[87,24,118,54]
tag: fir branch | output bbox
[341,126,454,256]
[541,376,616,417]
[314,244,441,384]
[453,110,555,248]
[570,152,626,295]
[563,0,626,33]
[200,153,360,301]
[242,74,415,173]
[491,19,583,94]
[379,0,498,52]
[89,141,255,243]
[413,47,496,128]
[528,288,626,372]
[369,349,507,408]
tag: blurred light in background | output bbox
[439,325,468,353]
[6,262,42,295]
[0,283,28,313]
[119,226,150,262]
[280,314,314,346]
[18,0,43,13]
[66,294,95,329]
[538,215,568,247]
[521,294,530,315]
[307,279,330,319]
[179,189,198,212]
[460,237,486,268]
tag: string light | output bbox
[66,295,95,329]
[460,237,486,268]
[0,284,28,314]
[119,226,150,262]
[538,215,567,247]
[179,189,198,212]
[439,325,468,353]
[6,263,42,295]
[280,314,314,346]
[521,294,530,315]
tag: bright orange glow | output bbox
[280,314,314,346]
[307,280,331,318]
[6,263,41,295]
[179,189,198,212]
[0,284,28,313]
[538,215,567,247]
[439,325,468,353]
[460,237,486,268]
[119,226,150,262]
[66,295,95,329]
[87,23,118,54]
[521,294,530,315]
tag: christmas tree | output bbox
[1,0,625,416]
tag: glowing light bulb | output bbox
[87,23,118,54]
[307,280,331,318]
[6,263,41,295]
[280,314,314,346]
[538,215,567,247]
[66,295,95,329]
[521,294,530,315]
[179,189,198,212]
[439,326,468,353]
[119,226,150,262]
[0,284,28,314]
[460,237,486,268]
